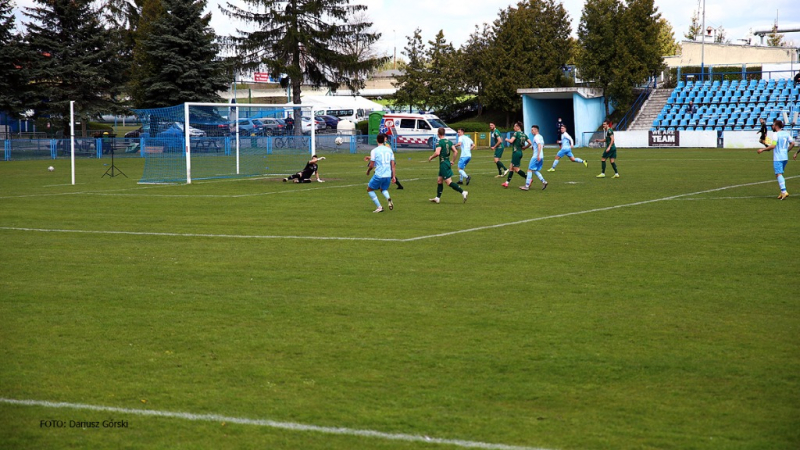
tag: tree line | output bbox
[394,0,672,126]
[2,0,693,133]
[0,0,384,135]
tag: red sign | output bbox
[254,72,271,83]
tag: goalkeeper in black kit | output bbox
[283,155,325,183]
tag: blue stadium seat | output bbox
[715,126,724,131]
[725,126,733,131]
[677,126,686,131]
[677,81,685,89]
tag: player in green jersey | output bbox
[427,127,468,203]
[501,122,529,188]
[489,122,509,177]
[595,119,619,178]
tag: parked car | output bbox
[258,118,287,135]
[124,127,143,138]
[158,122,206,138]
[317,115,339,130]
[300,117,325,134]
[234,118,266,136]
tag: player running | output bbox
[366,134,396,212]
[548,125,587,172]
[520,125,548,191]
[502,121,529,188]
[596,119,620,178]
[428,127,468,204]
[489,123,509,177]
[758,119,794,200]
[453,128,473,185]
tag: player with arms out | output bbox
[520,125,548,191]
[283,155,325,183]
[502,121,529,188]
[366,134,396,212]
[758,120,794,200]
[595,119,620,178]
[489,123,509,177]
[548,125,586,172]
[428,127,468,204]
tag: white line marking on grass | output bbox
[0,227,403,242]
[0,398,551,450]
[2,177,795,242]
[675,195,775,200]
[403,177,799,242]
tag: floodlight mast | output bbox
[701,0,706,82]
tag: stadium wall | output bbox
[573,95,606,147]
[615,130,718,147]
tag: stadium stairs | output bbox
[628,88,672,131]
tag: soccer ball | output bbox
[334,137,343,146]
[48,166,54,172]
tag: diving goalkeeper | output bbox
[283,155,325,183]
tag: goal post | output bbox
[132,102,319,184]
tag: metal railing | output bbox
[616,78,657,131]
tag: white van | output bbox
[323,108,368,123]
[380,113,456,146]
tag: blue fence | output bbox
[1,133,449,162]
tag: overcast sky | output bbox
[12,0,800,56]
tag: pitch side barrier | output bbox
[612,129,799,148]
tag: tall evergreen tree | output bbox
[0,0,30,117]
[767,23,785,47]
[393,28,429,111]
[578,0,663,118]
[24,0,125,135]
[221,0,385,128]
[684,10,701,40]
[130,0,228,108]
[657,18,680,56]
[459,23,493,116]
[485,0,572,126]
[425,30,463,115]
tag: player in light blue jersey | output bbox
[520,125,548,191]
[548,125,587,171]
[758,120,795,200]
[454,128,473,185]
[366,133,396,212]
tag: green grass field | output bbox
[1,147,798,449]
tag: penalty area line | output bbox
[402,176,799,242]
[0,398,551,450]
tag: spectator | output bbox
[686,101,697,115]
[556,117,565,145]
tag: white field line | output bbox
[0,227,403,242]
[0,398,551,450]
[675,195,775,200]
[403,176,799,242]
[1,177,795,243]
